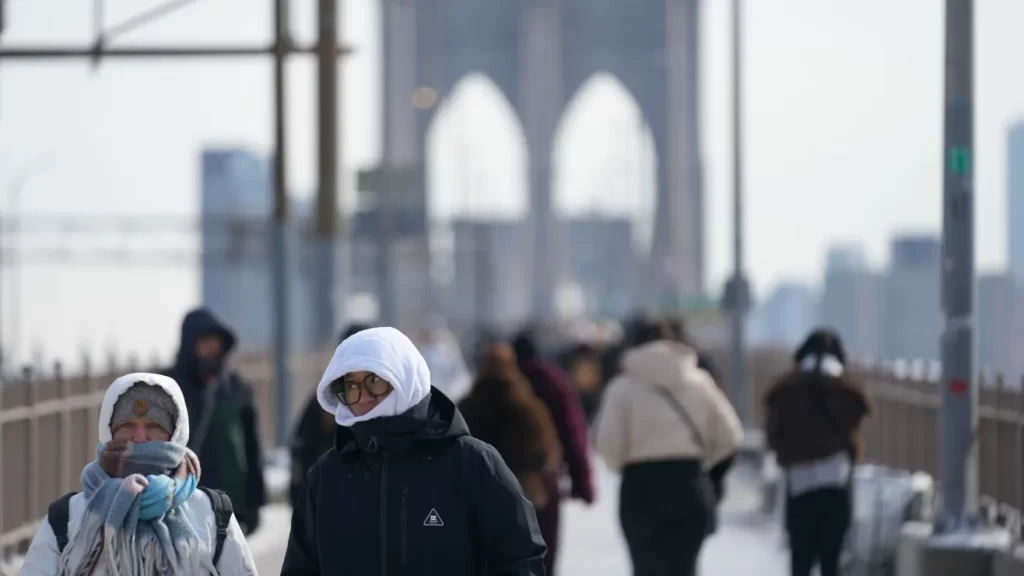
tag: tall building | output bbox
[200,148,313,350]
[821,244,881,360]
[977,272,1013,377]
[566,217,637,319]
[449,219,531,332]
[750,281,818,348]
[825,244,868,274]
[1008,122,1024,291]
[880,235,941,362]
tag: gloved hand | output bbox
[139,474,174,521]
[120,474,149,497]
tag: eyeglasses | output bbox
[330,372,392,406]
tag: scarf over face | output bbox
[58,373,212,576]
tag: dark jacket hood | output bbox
[335,387,470,453]
[174,307,237,374]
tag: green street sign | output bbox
[948,147,971,175]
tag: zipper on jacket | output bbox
[379,449,389,576]
[400,486,409,565]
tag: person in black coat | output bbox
[164,307,266,535]
[282,326,547,576]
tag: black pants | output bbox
[619,460,714,576]
[785,486,852,576]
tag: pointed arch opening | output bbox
[553,72,656,252]
[551,72,656,317]
[427,72,527,222]
[425,73,528,323]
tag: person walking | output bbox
[418,315,473,404]
[22,373,256,575]
[511,329,595,576]
[594,320,743,576]
[281,326,547,575]
[164,307,266,535]
[459,341,563,510]
[764,328,872,576]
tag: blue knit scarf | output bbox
[58,441,215,576]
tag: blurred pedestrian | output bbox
[288,323,372,508]
[764,328,872,576]
[512,328,595,576]
[282,327,546,575]
[460,341,563,509]
[595,319,743,576]
[559,342,605,424]
[419,315,473,404]
[164,307,266,535]
[23,373,255,575]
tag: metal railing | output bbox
[4,344,1024,557]
[0,348,332,559]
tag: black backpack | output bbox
[47,486,234,567]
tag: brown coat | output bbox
[763,370,873,467]
[459,344,563,507]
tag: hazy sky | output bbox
[1,0,1024,367]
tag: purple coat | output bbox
[518,358,595,504]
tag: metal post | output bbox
[377,2,395,328]
[729,0,749,426]
[313,0,339,346]
[271,0,292,449]
[377,172,396,327]
[937,0,977,530]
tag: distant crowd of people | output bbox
[19,306,872,576]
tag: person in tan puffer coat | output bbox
[595,319,742,576]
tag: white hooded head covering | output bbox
[317,326,432,427]
[96,372,191,447]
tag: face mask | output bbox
[196,356,225,378]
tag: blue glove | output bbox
[139,475,174,521]
[172,474,198,509]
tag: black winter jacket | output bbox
[281,389,548,575]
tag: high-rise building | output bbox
[1008,122,1024,291]
[200,148,313,350]
[880,235,941,362]
[821,244,881,360]
[977,272,1013,378]
[750,281,818,348]
[449,219,531,332]
[566,217,636,319]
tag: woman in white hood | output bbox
[282,326,547,576]
[21,373,257,575]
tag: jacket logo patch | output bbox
[423,508,444,527]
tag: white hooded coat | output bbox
[20,373,258,576]
[316,326,432,427]
[595,340,743,471]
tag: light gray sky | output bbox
[1,0,1023,366]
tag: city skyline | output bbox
[3,0,1024,364]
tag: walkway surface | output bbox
[247,459,789,574]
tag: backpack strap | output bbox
[47,492,78,554]
[199,487,234,568]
